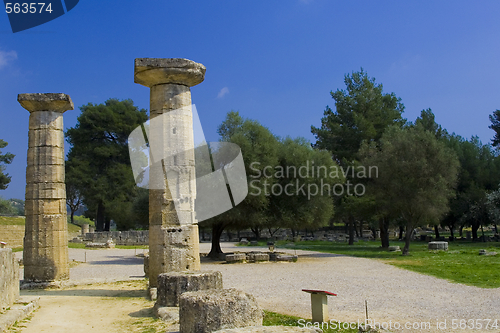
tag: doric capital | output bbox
[134,58,206,88]
[18,93,74,113]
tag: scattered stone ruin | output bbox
[0,248,19,311]
[18,93,73,282]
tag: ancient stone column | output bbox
[134,58,204,287]
[18,93,73,281]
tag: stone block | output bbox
[269,253,298,262]
[134,58,206,88]
[18,93,73,113]
[148,224,201,287]
[28,128,65,148]
[247,252,269,262]
[26,165,64,183]
[24,213,67,233]
[156,270,222,307]
[25,183,66,199]
[225,253,246,263]
[213,327,322,333]
[388,246,401,252]
[428,241,448,250]
[27,146,65,166]
[0,248,20,311]
[28,111,64,130]
[24,199,66,216]
[179,288,263,333]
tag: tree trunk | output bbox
[480,224,486,242]
[354,221,359,238]
[251,227,261,240]
[371,228,377,240]
[208,222,225,258]
[104,217,110,231]
[494,224,498,234]
[398,225,404,240]
[291,228,296,237]
[379,218,390,248]
[472,222,479,240]
[434,225,440,239]
[348,215,355,245]
[449,225,454,241]
[402,222,412,255]
[459,225,464,237]
[70,210,75,225]
[96,201,105,232]
[359,220,363,238]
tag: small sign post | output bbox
[302,289,337,323]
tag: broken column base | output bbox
[156,270,223,308]
[148,224,201,288]
[179,288,263,333]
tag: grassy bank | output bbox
[279,240,500,288]
[263,310,357,333]
[0,215,82,233]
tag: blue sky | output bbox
[1,1,500,200]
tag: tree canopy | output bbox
[361,126,459,254]
[65,99,148,231]
[0,139,14,190]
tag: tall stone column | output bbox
[134,58,204,287]
[18,93,73,281]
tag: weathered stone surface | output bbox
[213,327,321,333]
[179,288,263,333]
[18,93,74,113]
[28,128,65,148]
[26,165,64,183]
[154,306,179,325]
[428,241,448,250]
[25,183,66,200]
[247,252,269,262]
[269,253,298,262]
[226,253,247,263]
[148,224,201,287]
[156,270,222,307]
[0,248,19,311]
[388,246,400,252]
[134,58,206,87]
[28,111,64,130]
[136,59,204,288]
[27,146,65,166]
[20,93,70,282]
[144,254,149,275]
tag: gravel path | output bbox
[15,243,500,332]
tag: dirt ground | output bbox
[10,280,167,333]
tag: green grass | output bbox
[0,216,25,225]
[0,215,81,233]
[263,310,358,333]
[280,240,500,288]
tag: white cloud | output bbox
[217,87,229,99]
[0,50,17,70]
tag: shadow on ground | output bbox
[20,289,148,298]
